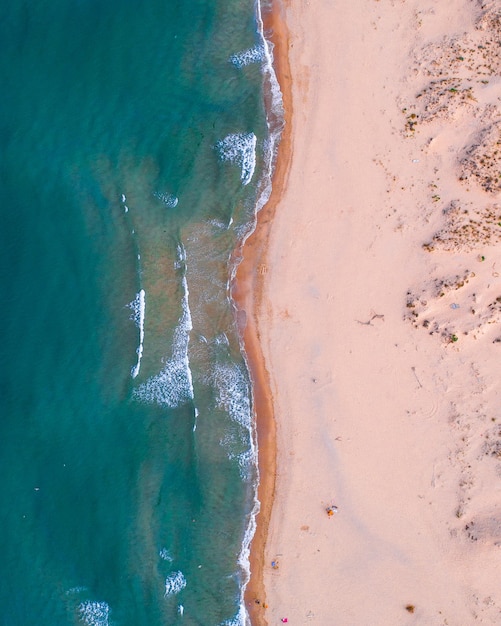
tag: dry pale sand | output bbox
[246,0,501,624]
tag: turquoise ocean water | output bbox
[0,1,282,624]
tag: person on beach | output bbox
[326,504,338,516]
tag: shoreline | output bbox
[231,1,291,624]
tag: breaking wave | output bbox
[215,133,257,185]
[132,246,194,407]
[127,289,145,379]
[164,571,187,597]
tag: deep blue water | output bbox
[0,1,280,624]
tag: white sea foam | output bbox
[174,243,185,269]
[120,193,129,212]
[154,191,179,208]
[164,571,187,597]
[220,605,247,626]
[133,246,194,407]
[127,289,146,379]
[159,547,173,562]
[256,3,284,209]
[78,601,110,626]
[212,362,251,430]
[256,0,284,125]
[235,448,255,481]
[235,490,260,625]
[229,44,265,68]
[127,290,143,328]
[215,133,257,186]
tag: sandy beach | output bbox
[241,0,501,624]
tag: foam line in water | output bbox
[164,571,187,597]
[133,245,194,407]
[127,289,145,379]
[78,601,110,626]
[229,44,265,68]
[215,133,257,185]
